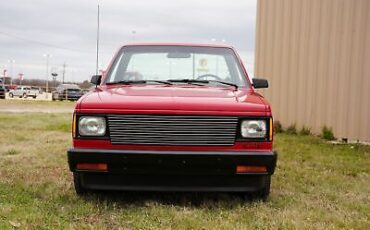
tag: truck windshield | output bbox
[104,46,248,88]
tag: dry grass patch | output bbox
[0,99,75,113]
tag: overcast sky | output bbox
[0,0,257,82]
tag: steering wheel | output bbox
[196,74,222,81]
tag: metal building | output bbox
[255,0,370,142]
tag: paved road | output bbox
[1,107,74,113]
[0,100,75,113]
[5,92,53,101]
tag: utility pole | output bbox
[44,54,51,98]
[62,62,66,83]
[19,73,24,86]
[8,60,15,86]
[2,69,6,88]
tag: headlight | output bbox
[78,116,106,136]
[241,120,267,138]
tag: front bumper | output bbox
[64,95,81,100]
[67,148,277,192]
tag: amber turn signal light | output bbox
[72,113,76,138]
[76,163,108,172]
[269,117,273,141]
[236,165,267,173]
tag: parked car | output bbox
[8,86,38,98]
[31,86,42,94]
[52,84,83,101]
[5,85,17,92]
[0,85,5,99]
[67,44,277,200]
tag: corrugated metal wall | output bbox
[255,0,370,142]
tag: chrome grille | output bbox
[108,115,238,146]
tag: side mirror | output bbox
[252,78,269,89]
[91,75,102,85]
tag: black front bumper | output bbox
[67,148,277,192]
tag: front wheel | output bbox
[73,172,88,195]
[254,175,271,201]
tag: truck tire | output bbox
[254,175,271,201]
[237,176,271,201]
[73,172,88,195]
[9,93,13,98]
[52,93,59,101]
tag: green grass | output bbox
[0,113,369,229]
[0,99,75,114]
[322,126,336,140]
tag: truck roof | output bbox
[121,42,234,49]
[59,84,81,89]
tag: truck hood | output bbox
[78,85,268,115]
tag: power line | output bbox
[0,31,87,53]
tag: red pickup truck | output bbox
[68,43,277,200]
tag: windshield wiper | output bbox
[208,80,238,89]
[106,80,172,85]
[167,79,209,84]
[147,80,172,85]
[106,80,146,85]
[168,79,238,89]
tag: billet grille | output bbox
[108,115,238,146]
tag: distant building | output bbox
[255,0,370,142]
